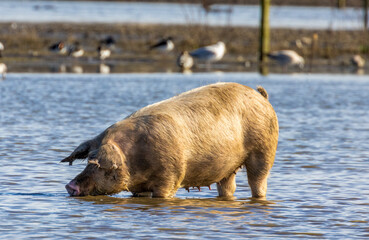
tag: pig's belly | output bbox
[180,155,244,188]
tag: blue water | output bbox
[0,73,368,239]
[0,0,366,29]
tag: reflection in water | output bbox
[180,69,192,75]
[351,67,365,75]
[77,195,275,211]
[71,65,83,74]
[98,63,110,74]
[59,64,67,73]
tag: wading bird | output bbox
[0,42,4,58]
[68,42,84,58]
[189,41,226,63]
[267,50,304,69]
[100,35,116,49]
[150,37,174,53]
[97,45,111,61]
[351,55,365,68]
[49,41,67,55]
[177,51,194,70]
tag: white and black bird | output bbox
[0,63,7,80]
[97,45,111,60]
[351,54,365,68]
[0,42,4,58]
[49,41,67,55]
[150,37,174,53]
[100,35,116,49]
[267,50,304,68]
[68,42,84,58]
[189,41,226,62]
[177,51,194,70]
[98,63,110,74]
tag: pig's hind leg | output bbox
[244,151,274,199]
[216,173,237,198]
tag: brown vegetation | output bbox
[0,22,368,73]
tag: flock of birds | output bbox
[0,35,366,79]
[48,36,115,60]
[47,36,228,72]
[45,36,306,71]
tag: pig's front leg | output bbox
[151,177,181,198]
[217,173,237,198]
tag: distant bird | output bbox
[189,41,226,62]
[68,42,84,58]
[267,50,304,68]
[293,37,312,49]
[97,45,111,60]
[351,55,365,68]
[0,42,4,57]
[177,51,194,70]
[150,37,174,52]
[49,41,67,55]
[0,63,7,80]
[100,36,116,49]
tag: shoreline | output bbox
[0,22,368,74]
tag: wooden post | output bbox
[259,0,270,75]
[365,0,368,29]
[337,0,346,8]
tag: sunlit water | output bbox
[0,73,368,239]
[0,0,366,29]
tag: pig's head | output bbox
[65,142,129,197]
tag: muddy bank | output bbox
[0,22,368,74]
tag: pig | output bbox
[61,82,279,199]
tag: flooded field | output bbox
[0,73,368,239]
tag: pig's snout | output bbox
[65,180,80,196]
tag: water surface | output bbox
[0,73,368,239]
[0,0,366,29]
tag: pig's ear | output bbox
[61,140,91,165]
[96,142,125,170]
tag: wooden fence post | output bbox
[364,0,368,29]
[259,0,270,75]
[337,0,346,8]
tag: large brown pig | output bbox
[61,82,279,199]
